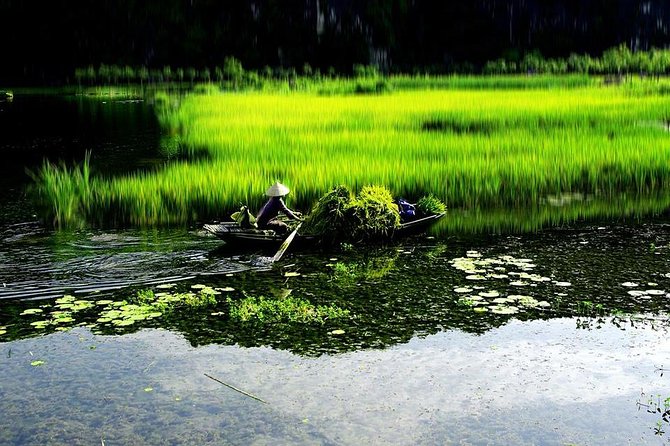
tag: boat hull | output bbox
[204,213,445,248]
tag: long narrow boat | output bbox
[204,212,445,248]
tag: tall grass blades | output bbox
[29,152,93,228]
[33,80,670,231]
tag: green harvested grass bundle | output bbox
[345,185,401,242]
[416,194,447,216]
[304,185,401,242]
[302,185,353,241]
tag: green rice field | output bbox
[34,78,670,230]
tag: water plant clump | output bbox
[449,252,556,316]
[14,285,222,335]
[227,294,350,324]
[28,153,94,228]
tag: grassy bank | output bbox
[32,77,670,230]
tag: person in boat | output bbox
[256,181,302,234]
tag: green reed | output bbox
[33,78,670,230]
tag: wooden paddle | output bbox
[271,222,302,263]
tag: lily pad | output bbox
[191,284,207,289]
[509,281,528,287]
[515,296,540,308]
[479,291,500,298]
[553,281,572,287]
[645,289,665,295]
[112,319,136,327]
[55,296,76,304]
[216,287,235,292]
[29,321,50,328]
[20,308,44,316]
[621,282,639,287]
[330,329,346,335]
[30,360,45,367]
[96,300,115,306]
[473,307,488,313]
[465,275,486,281]
[490,305,520,315]
[454,287,473,293]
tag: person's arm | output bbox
[279,198,301,220]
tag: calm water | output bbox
[0,94,669,445]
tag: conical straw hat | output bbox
[265,181,290,197]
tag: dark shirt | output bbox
[256,197,298,227]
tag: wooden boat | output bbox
[204,212,445,248]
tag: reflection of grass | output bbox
[31,81,670,228]
[436,193,670,234]
[329,253,397,285]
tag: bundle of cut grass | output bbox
[416,194,447,216]
[302,185,353,242]
[345,185,401,241]
[304,185,401,243]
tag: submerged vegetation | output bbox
[30,76,670,231]
[227,294,349,324]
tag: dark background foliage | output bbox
[1,0,669,84]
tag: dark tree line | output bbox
[1,0,670,85]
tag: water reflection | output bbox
[437,193,670,234]
[2,221,670,359]
[0,318,667,445]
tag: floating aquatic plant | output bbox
[15,284,225,335]
[450,252,561,317]
[227,295,350,324]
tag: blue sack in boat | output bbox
[397,198,416,220]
